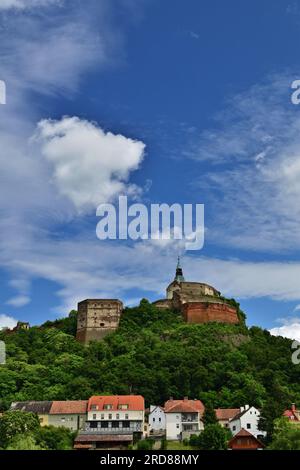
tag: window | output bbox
[118,404,129,410]
[176,424,180,429]
[101,422,108,428]
[116,414,119,420]
[90,422,98,429]
[112,422,119,428]
[125,414,129,420]
[122,421,130,428]
[108,414,112,419]
[153,418,155,423]
[100,323,105,327]
[101,414,104,420]
[104,404,113,410]
[247,423,251,429]
[159,418,161,422]
[91,405,98,411]
[232,426,236,431]
[93,414,96,420]
[61,418,65,422]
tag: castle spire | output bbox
[174,256,185,282]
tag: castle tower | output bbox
[174,256,185,282]
[76,299,123,345]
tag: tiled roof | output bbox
[215,408,240,420]
[50,401,88,415]
[10,401,53,414]
[88,395,145,412]
[75,434,133,442]
[228,428,265,448]
[164,399,204,414]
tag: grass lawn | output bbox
[166,441,196,450]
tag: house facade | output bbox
[74,395,145,449]
[228,428,265,450]
[215,408,240,429]
[10,401,52,426]
[164,397,204,441]
[48,401,87,431]
[149,405,166,434]
[229,405,266,439]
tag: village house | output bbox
[228,429,265,450]
[283,403,300,424]
[164,397,204,441]
[229,405,266,440]
[148,405,166,434]
[74,395,145,450]
[10,400,88,430]
[10,401,53,426]
[215,408,240,429]
[48,401,87,431]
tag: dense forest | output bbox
[0,299,299,417]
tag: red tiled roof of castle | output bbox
[215,408,240,420]
[50,401,88,415]
[88,395,145,412]
[164,398,204,414]
[283,410,299,420]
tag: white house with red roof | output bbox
[75,395,145,449]
[215,408,240,428]
[164,397,205,440]
[283,403,300,424]
[229,405,266,440]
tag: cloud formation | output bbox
[0,0,60,10]
[189,74,300,252]
[269,318,300,342]
[0,314,17,330]
[36,117,145,212]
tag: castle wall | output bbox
[182,302,239,325]
[76,299,123,345]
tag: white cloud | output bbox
[188,74,300,252]
[6,296,31,308]
[0,0,60,10]
[0,314,17,330]
[36,116,145,212]
[270,320,300,342]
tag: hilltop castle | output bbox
[76,259,239,344]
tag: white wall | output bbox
[166,413,182,440]
[88,410,144,422]
[149,406,166,432]
[229,406,266,439]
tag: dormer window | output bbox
[104,404,113,410]
[118,404,129,410]
[91,405,98,411]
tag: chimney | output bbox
[245,404,250,410]
[184,396,188,401]
[169,397,173,401]
[292,403,296,412]
[240,406,244,412]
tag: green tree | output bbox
[268,418,300,450]
[202,403,218,426]
[197,424,229,450]
[6,434,44,450]
[34,426,75,450]
[0,411,40,448]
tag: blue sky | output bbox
[1,0,300,340]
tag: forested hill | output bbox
[0,300,299,417]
